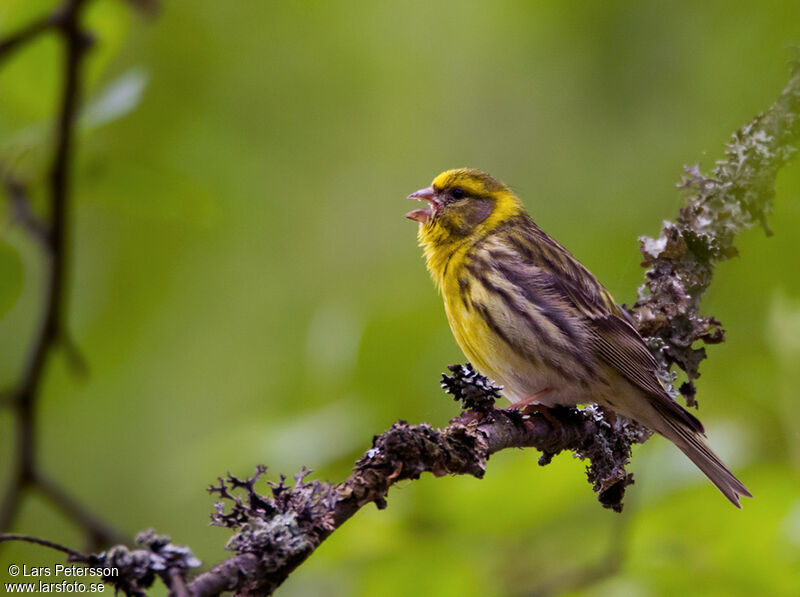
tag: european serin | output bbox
[407,168,751,507]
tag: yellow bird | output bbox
[406,168,751,507]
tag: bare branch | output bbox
[0,479,25,539]
[35,472,127,549]
[0,0,122,548]
[0,13,57,66]
[0,169,49,245]
[0,533,89,560]
[169,567,191,597]
[58,327,91,379]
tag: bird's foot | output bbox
[510,389,563,428]
[511,388,553,411]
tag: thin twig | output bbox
[58,327,91,378]
[35,473,127,549]
[0,0,122,548]
[0,13,57,66]
[0,533,89,560]
[0,169,49,245]
[0,480,25,538]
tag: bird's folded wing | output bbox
[484,235,705,434]
[534,266,705,434]
[462,250,598,382]
[588,314,705,433]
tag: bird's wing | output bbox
[528,255,705,434]
[586,311,704,433]
[461,242,599,384]
[481,223,704,433]
[530,263,664,392]
[486,222,664,391]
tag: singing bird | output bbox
[406,168,751,507]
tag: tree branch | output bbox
[0,533,89,560]
[0,171,49,245]
[0,7,798,596]
[0,0,124,549]
[0,12,57,66]
[187,397,644,596]
[632,57,800,405]
[0,530,201,597]
[181,58,800,596]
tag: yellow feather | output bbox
[409,168,751,507]
[418,168,523,291]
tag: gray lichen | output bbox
[81,530,200,597]
[632,62,800,405]
[208,467,338,594]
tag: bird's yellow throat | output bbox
[416,177,523,291]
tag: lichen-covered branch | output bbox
[0,6,798,594]
[181,60,800,596]
[2,374,641,597]
[188,375,645,597]
[0,530,201,597]
[632,58,800,405]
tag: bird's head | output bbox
[406,168,523,247]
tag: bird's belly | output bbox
[443,292,582,406]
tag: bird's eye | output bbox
[451,187,466,200]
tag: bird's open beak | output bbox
[405,186,439,223]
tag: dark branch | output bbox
[169,567,191,597]
[0,169,49,245]
[0,13,57,65]
[35,472,126,547]
[0,0,124,550]
[58,327,91,378]
[0,533,89,560]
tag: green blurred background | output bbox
[2,0,800,595]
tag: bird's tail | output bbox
[653,402,752,508]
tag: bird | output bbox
[406,167,751,507]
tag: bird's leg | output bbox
[511,388,552,411]
[509,389,565,429]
